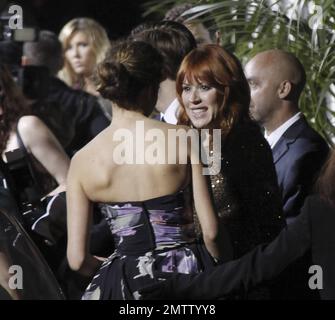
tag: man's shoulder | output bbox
[286,117,325,141]
[284,117,328,152]
[48,77,99,111]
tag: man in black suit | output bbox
[244,49,329,223]
[244,49,329,299]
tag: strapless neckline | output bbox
[105,187,190,207]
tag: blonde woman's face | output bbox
[65,31,96,77]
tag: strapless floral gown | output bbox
[82,190,213,300]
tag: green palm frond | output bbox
[143,0,335,144]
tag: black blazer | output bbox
[45,77,111,155]
[141,195,335,300]
[272,117,329,222]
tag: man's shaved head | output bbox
[249,49,306,98]
[245,49,306,131]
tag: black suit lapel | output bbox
[273,137,290,164]
[272,117,307,164]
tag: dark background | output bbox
[1,0,152,39]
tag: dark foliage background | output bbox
[0,0,147,38]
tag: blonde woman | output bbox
[58,18,112,118]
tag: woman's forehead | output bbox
[66,30,91,45]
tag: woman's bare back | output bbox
[75,113,191,203]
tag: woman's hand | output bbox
[94,255,108,263]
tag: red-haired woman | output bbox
[176,44,285,259]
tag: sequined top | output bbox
[209,121,285,258]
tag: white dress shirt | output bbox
[265,112,302,149]
[160,98,179,124]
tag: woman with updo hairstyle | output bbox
[96,42,161,115]
[58,17,112,118]
[176,44,285,266]
[66,40,225,300]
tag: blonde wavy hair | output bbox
[58,17,110,88]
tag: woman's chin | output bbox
[72,67,90,77]
[189,117,211,129]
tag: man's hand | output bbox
[138,271,181,300]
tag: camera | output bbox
[1,24,37,42]
[3,148,42,212]
[0,14,48,101]
[0,13,37,42]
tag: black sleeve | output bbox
[65,98,110,155]
[224,124,286,247]
[238,129,286,240]
[47,79,110,154]
[283,147,329,222]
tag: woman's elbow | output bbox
[202,228,220,244]
[67,250,85,272]
[202,229,224,260]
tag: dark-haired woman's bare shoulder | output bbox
[17,115,44,134]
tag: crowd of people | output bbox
[0,3,334,300]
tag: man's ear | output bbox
[278,80,292,99]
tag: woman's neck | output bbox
[112,104,146,121]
